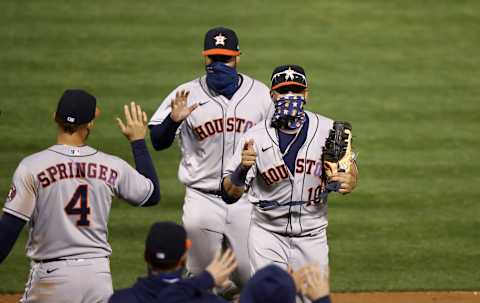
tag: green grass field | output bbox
[1,0,479,293]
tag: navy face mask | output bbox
[206,61,239,100]
[270,94,306,129]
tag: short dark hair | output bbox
[208,55,234,63]
[55,115,88,134]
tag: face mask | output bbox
[270,94,306,129]
[206,62,239,100]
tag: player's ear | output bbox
[303,90,309,102]
[270,90,278,100]
[204,56,212,66]
[177,253,188,269]
[235,55,240,66]
[52,111,56,120]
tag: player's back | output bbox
[4,144,152,261]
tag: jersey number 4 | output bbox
[65,185,91,226]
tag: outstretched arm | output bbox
[149,90,198,151]
[117,102,160,206]
[149,116,181,150]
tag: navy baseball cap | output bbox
[145,222,191,266]
[240,265,297,303]
[202,26,241,57]
[56,89,97,125]
[271,65,308,91]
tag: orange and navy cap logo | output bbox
[214,34,227,46]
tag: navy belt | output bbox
[33,256,108,263]
[256,200,310,211]
[33,258,65,263]
[192,188,222,197]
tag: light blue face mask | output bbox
[205,62,239,99]
[270,94,306,129]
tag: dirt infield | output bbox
[332,291,480,303]
[1,291,479,303]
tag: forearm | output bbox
[131,139,160,206]
[149,115,181,150]
[222,177,245,204]
[222,165,248,204]
[0,213,26,263]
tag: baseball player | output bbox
[0,89,160,303]
[222,65,358,276]
[149,27,272,287]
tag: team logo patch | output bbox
[7,184,16,202]
[214,34,226,46]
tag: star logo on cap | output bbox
[214,34,227,46]
[285,67,295,81]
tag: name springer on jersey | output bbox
[37,162,119,188]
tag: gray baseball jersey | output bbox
[150,73,272,286]
[3,144,153,261]
[149,73,272,191]
[224,111,334,236]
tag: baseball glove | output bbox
[322,121,354,192]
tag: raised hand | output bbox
[116,102,148,142]
[294,265,330,301]
[170,90,198,122]
[241,139,256,170]
[206,248,238,288]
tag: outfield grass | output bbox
[1,0,479,293]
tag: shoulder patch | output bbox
[6,184,16,202]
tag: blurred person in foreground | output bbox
[109,221,237,303]
[239,264,331,303]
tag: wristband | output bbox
[230,164,249,187]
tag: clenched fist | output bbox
[241,139,256,170]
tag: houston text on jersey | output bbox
[260,158,323,186]
[193,117,254,141]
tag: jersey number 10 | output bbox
[65,185,91,226]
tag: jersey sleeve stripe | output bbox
[137,179,154,207]
[148,118,166,126]
[3,207,30,222]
